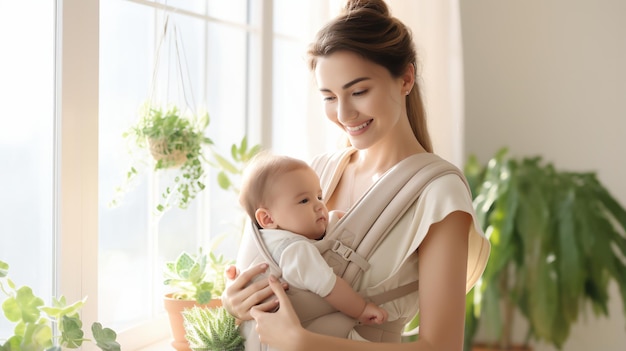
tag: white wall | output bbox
[460,1,626,350]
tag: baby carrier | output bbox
[236,149,477,345]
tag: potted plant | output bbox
[163,248,234,351]
[182,306,244,351]
[463,148,626,350]
[0,260,120,351]
[111,102,214,212]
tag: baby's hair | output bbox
[239,151,312,227]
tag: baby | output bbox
[237,152,387,347]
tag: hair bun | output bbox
[343,0,390,17]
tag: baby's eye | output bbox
[299,198,310,204]
[317,195,323,201]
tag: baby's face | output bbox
[265,167,328,239]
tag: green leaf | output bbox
[213,152,239,174]
[528,257,559,344]
[91,323,121,351]
[0,260,8,278]
[2,286,44,323]
[176,252,195,276]
[1,335,23,351]
[60,315,85,348]
[555,188,582,323]
[21,321,54,351]
[196,288,213,305]
[39,296,86,319]
[217,171,232,190]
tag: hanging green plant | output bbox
[463,148,626,350]
[111,102,213,212]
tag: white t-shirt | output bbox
[260,228,336,297]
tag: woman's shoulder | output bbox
[310,147,355,173]
[412,172,475,227]
[423,172,473,202]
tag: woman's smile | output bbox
[344,119,373,135]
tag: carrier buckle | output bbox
[331,241,354,260]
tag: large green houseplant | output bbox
[463,148,626,350]
[0,260,120,351]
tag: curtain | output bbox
[388,0,465,166]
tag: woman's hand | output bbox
[221,263,284,321]
[250,275,305,348]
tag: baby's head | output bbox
[239,152,329,240]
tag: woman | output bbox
[223,1,489,350]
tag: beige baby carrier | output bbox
[237,149,472,345]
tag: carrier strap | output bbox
[251,150,465,307]
[314,152,464,288]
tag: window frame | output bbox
[55,0,282,349]
[44,0,462,349]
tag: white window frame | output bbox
[54,0,315,349]
[40,0,461,349]
[55,0,100,345]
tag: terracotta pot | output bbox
[164,293,222,351]
[472,343,532,351]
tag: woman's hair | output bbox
[308,0,432,152]
[239,151,312,227]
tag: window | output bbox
[98,1,257,343]
[0,0,55,339]
[1,0,337,349]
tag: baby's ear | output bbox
[255,208,276,229]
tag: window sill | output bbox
[134,338,173,351]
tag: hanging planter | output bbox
[119,102,214,212]
[109,15,214,213]
[136,104,212,169]
[149,137,188,168]
[109,14,261,214]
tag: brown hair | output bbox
[308,0,432,152]
[239,151,312,227]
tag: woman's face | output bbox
[315,51,408,150]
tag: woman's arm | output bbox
[416,210,470,350]
[251,211,470,351]
[221,263,282,321]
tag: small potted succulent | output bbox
[163,248,233,351]
[0,260,120,351]
[182,306,244,351]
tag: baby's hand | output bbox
[358,302,388,325]
[329,210,346,219]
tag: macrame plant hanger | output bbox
[149,13,197,117]
[146,13,198,167]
